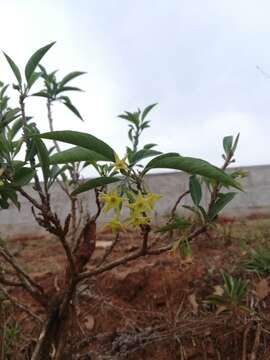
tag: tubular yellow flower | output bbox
[126,213,150,227]
[114,153,128,172]
[99,189,122,214]
[107,216,126,233]
[127,192,152,214]
[145,192,162,209]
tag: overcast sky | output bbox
[1,0,269,168]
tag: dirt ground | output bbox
[2,214,270,359]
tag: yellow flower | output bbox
[107,216,126,233]
[127,192,152,214]
[126,213,150,227]
[99,189,122,214]
[114,153,128,172]
[145,192,162,209]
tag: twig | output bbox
[242,324,251,360]
[0,285,42,323]
[0,247,46,305]
[97,232,121,267]
[250,322,262,360]
[170,190,190,218]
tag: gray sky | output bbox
[1,0,269,167]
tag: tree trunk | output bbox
[31,283,75,360]
[31,220,96,360]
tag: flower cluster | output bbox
[99,189,161,233]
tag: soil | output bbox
[2,216,270,359]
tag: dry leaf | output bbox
[188,293,199,315]
[254,278,270,300]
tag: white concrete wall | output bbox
[1,164,269,236]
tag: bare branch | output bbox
[0,285,42,323]
[96,232,120,267]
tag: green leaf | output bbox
[8,117,23,140]
[59,71,86,87]
[141,103,157,121]
[232,133,240,154]
[49,146,108,164]
[72,176,121,196]
[129,149,162,165]
[208,192,236,221]
[31,91,50,98]
[155,217,190,233]
[56,86,83,94]
[63,100,83,120]
[223,136,233,156]
[144,154,241,189]
[33,137,50,183]
[37,131,115,162]
[13,167,35,186]
[189,175,202,206]
[0,84,9,98]
[143,152,180,173]
[25,42,55,83]
[48,164,68,187]
[143,143,157,150]
[27,71,41,90]
[3,52,22,85]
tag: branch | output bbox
[0,246,45,302]
[170,190,190,218]
[0,285,42,323]
[96,232,120,267]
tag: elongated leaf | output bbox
[37,131,115,162]
[143,143,157,150]
[143,153,180,173]
[63,100,83,120]
[3,53,22,85]
[27,71,41,90]
[9,118,24,140]
[130,149,162,164]
[31,91,50,98]
[144,154,240,189]
[56,86,83,94]
[189,175,202,206]
[155,217,190,233]
[33,138,50,183]
[0,84,9,97]
[59,71,86,87]
[141,103,157,121]
[232,133,240,154]
[49,146,108,164]
[223,136,233,156]
[72,176,121,196]
[208,192,236,221]
[25,42,55,83]
[13,167,35,186]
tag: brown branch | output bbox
[96,232,121,267]
[0,275,23,288]
[77,248,145,282]
[148,225,207,255]
[0,247,45,304]
[170,190,190,218]
[93,188,102,221]
[0,285,42,323]
[18,187,43,211]
[250,322,262,360]
[140,223,151,255]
